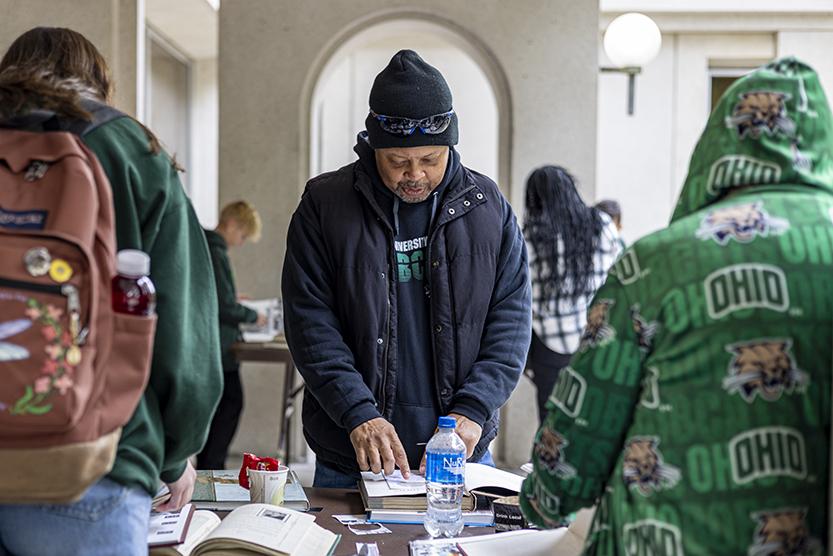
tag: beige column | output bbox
[0,0,144,116]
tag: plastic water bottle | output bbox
[112,250,156,316]
[424,416,466,537]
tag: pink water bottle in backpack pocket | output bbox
[112,250,156,316]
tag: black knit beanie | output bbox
[365,49,459,149]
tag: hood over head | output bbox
[671,57,833,222]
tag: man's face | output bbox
[374,146,449,203]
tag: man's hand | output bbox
[255,313,268,327]
[157,460,196,512]
[419,413,483,475]
[349,417,411,479]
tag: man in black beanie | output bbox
[283,50,531,487]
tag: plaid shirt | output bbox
[527,214,622,354]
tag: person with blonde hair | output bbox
[197,200,267,470]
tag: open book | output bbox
[152,504,340,556]
[359,463,523,511]
[193,469,309,511]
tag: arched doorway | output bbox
[308,17,508,195]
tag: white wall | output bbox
[190,58,219,228]
[596,36,675,242]
[147,37,190,189]
[777,31,833,104]
[145,0,219,228]
[312,27,499,186]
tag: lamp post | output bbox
[602,13,662,115]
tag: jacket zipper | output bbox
[424,183,479,411]
[380,239,393,416]
[0,277,85,346]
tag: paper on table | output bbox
[332,514,369,525]
[361,470,427,497]
[409,528,574,556]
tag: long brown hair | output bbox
[0,27,178,168]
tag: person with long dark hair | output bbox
[524,165,622,425]
[0,27,222,554]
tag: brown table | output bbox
[307,488,494,555]
[231,339,303,461]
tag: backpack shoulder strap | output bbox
[0,98,126,137]
[63,98,126,137]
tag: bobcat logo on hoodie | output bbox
[723,339,809,403]
[622,437,681,496]
[534,428,577,479]
[696,201,789,245]
[726,91,796,140]
[748,508,820,556]
[579,299,615,351]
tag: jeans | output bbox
[0,478,151,556]
[313,450,496,488]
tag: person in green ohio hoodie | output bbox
[197,200,267,470]
[521,57,832,555]
[0,28,222,555]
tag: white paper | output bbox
[333,514,369,525]
[361,463,523,499]
[410,529,573,556]
[361,470,427,497]
[239,298,282,341]
[465,463,524,493]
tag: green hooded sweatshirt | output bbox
[203,228,258,370]
[83,116,223,494]
[521,57,832,555]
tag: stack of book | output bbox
[358,463,524,526]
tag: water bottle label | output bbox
[425,452,465,484]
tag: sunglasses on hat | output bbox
[369,109,454,136]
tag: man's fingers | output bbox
[368,445,382,474]
[418,453,426,476]
[389,434,411,479]
[355,446,370,472]
[380,443,396,476]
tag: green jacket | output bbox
[83,117,223,495]
[521,57,832,554]
[204,229,258,370]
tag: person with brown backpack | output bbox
[0,27,223,555]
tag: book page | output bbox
[212,471,249,502]
[174,511,222,556]
[361,471,426,497]
[194,504,315,555]
[464,463,524,494]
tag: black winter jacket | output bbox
[282,159,531,473]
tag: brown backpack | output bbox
[0,104,156,503]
